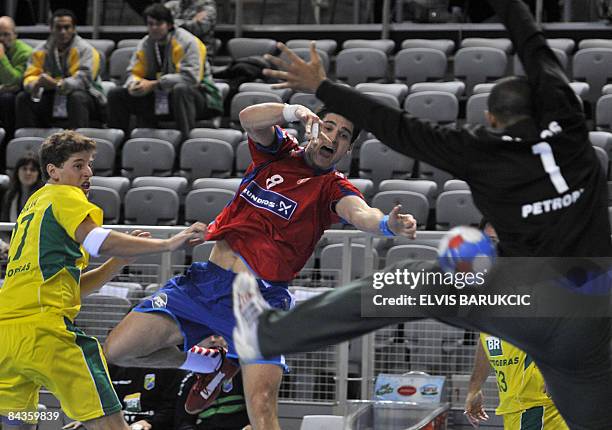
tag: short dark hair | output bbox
[40,131,96,181]
[51,8,77,26]
[316,106,361,143]
[487,76,533,126]
[143,3,174,26]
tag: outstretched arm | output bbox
[464,337,491,427]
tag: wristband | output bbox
[282,104,300,123]
[83,227,111,257]
[379,215,396,237]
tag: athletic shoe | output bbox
[184,347,240,414]
[232,272,269,362]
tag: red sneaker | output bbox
[184,347,240,414]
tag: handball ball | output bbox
[438,226,496,274]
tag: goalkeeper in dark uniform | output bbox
[231,1,612,429]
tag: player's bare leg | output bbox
[242,363,283,430]
[81,412,130,430]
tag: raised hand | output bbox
[387,205,417,238]
[263,41,327,93]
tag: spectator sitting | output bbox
[0,153,44,223]
[15,9,105,130]
[0,15,32,143]
[107,3,223,139]
[165,0,217,60]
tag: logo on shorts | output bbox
[144,373,156,390]
[152,293,168,309]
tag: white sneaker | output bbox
[232,272,270,361]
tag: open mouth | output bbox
[81,181,90,191]
[320,145,335,157]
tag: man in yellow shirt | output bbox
[0,130,207,430]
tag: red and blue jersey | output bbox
[206,127,363,282]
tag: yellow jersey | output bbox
[0,184,103,322]
[480,333,553,415]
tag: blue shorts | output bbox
[134,262,293,369]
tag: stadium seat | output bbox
[235,140,252,176]
[348,178,375,201]
[409,81,465,98]
[109,47,136,84]
[362,92,400,108]
[227,37,277,60]
[189,128,243,150]
[192,241,217,262]
[578,39,612,50]
[454,47,508,95]
[121,138,175,178]
[20,39,45,49]
[300,415,344,430]
[230,92,284,124]
[281,48,330,73]
[356,83,409,104]
[394,48,447,87]
[359,139,414,190]
[130,128,182,149]
[466,93,490,126]
[546,38,576,55]
[589,131,612,165]
[238,82,293,102]
[404,91,458,125]
[320,243,379,280]
[75,294,131,345]
[596,95,612,130]
[88,186,121,224]
[514,48,567,76]
[373,190,429,228]
[472,83,495,94]
[460,37,513,54]
[6,137,44,173]
[185,188,235,224]
[90,138,115,176]
[593,146,609,178]
[569,82,590,101]
[335,48,388,86]
[342,39,395,54]
[124,186,179,225]
[378,179,438,206]
[289,93,323,112]
[84,38,115,59]
[0,174,9,192]
[180,138,234,180]
[116,39,140,49]
[286,39,337,55]
[192,178,242,192]
[14,127,62,138]
[131,176,189,197]
[90,176,130,199]
[386,244,439,265]
[436,190,482,230]
[76,128,125,150]
[419,162,454,191]
[401,39,455,55]
[573,48,612,103]
[443,179,470,192]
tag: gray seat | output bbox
[121,138,175,178]
[192,178,242,192]
[596,95,612,129]
[238,82,293,102]
[372,190,429,229]
[460,38,513,54]
[180,138,234,180]
[227,37,277,59]
[547,38,575,55]
[401,39,455,55]
[20,38,45,49]
[192,241,217,262]
[419,162,454,191]
[569,82,590,100]
[286,39,337,55]
[436,190,482,230]
[404,91,458,125]
[90,138,115,176]
[75,294,131,345]
[90,176,130,199]
[131,176,189,196]
[84,39,115,59]
[289,93,323,112]
[342,39,395,54]
[394,48,447,87]
[0,174,9,192]
[76,128,125,150]
[6,137,44,173]
[14,127,62,138]
[363,92,400,108]
[454,47,508,95]
[378,179,438,206]
[100,281,144,306]
[386,244,439,266]
[593,146,609,178]
[131,128,182,149]
[117,39,140,49]
[335,48,388,86]
[514,48,567,75]
[109,47,136,84]
[189,128,243,150]
[356,83,409,104]
[573,48,612,103]
[472,83,495,94]
[466,93,490,126]
[215,81,230,102]
[359,139,414,190]
[348,178,375,201]
[124,186,179,225]
[230,92,284,123]
[409,82,465,98]
[578,39,612,50]
[235,140,252,176]
[185,188,235,224]
[320,243,379,281]
[88,186,121,224]
[443,179,470,192]
[281,48,330,73]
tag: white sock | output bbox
[179,346,223,373]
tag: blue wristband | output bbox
[379,215,396,237]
